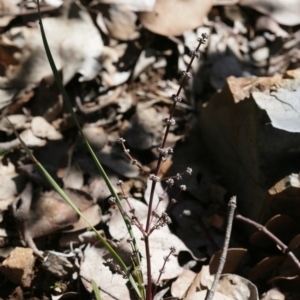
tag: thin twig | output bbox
[205,196,237,300]
[235,214,300,271]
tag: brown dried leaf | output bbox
[267,173,300,220]
[289,234,300,250]
[249,256,284,281]
[250,215,295,248]
[28,189,96,238]
[209,248,247,275]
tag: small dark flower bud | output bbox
[180,185,187,191]
[171,94,183,103]
[166,178,174,186]
[170,246,176,253]
[108,197,116,204]
[182,71,192,79]
[176,173,182,180]
[164,118,176,126]
[117,137,126,143]
[190,50,200,58]
[149,174,160,182]
[186,167,193,175]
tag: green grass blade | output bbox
[4,114,142,298]
[36,0,141,268]
[92,280,102,300]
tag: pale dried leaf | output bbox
[106,198,148,240]
[144,180,169,215]
[81,126,107,151]
[19,129,47,147]
[253,84,300,132]
[62,164,84,190]
[0,114,28,134]
[184,265,214,298]
[0,88,17,109]
[240,0,300,26]
[171,269,196,298]
[97,0,156,12]
[80,242,130,300]
[138,0,213,36]
[101,5,137,41]
[0,1,103,88]
[105,197,193,283]
[184,290,231,300]
[261,288,285,300]
[216,274,259,300]
[31,116,62,140]
[0,159,25,210]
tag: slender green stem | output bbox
[34,1,144,298]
